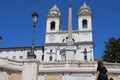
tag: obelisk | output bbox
[67,0,74,45]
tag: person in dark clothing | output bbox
[109,78,113,80]
[96,61,108,80]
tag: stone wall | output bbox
[45,75,62,80]
[5,73,120,80]
[8,73,21,80]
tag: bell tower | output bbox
[45,4,62,44]
[46,5,62,32]
[78,2,92,31]
[77,2,94,61]
[44,5,62,61]
[77,2,93,42]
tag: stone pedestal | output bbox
[22,59,40,80]
[0,71,8,80]
[62,74,71,80]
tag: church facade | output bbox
[44,2,94,62]
[0,2,120,80]
[0,2,94,62]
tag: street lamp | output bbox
[32,12,39,26]
[27,12,39,59]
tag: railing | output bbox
[39,61,97,73]
[0,57,23,71]
[39,61,120,74]
[0,57,120,74]
[104,62,120,74]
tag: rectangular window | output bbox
[50,56,52,61]
[84,55,87,60]
[42,55,44,61]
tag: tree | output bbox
[102,37,120,63]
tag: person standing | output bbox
[96,61,108,80]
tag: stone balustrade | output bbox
[0,57,23,71]
[0,57,120,74]
[39,61,97,73]
[104,62,120,74]
[39,61,120,74]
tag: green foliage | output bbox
[102,37,120,63]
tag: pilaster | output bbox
[22,59,40,80]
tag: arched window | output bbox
[82,19,88,28]
[50,21,55,30]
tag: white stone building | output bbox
[0,2,120,80]
[0,2,94,62]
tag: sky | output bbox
[0,0,120,59]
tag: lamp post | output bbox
[27,12,39,59]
